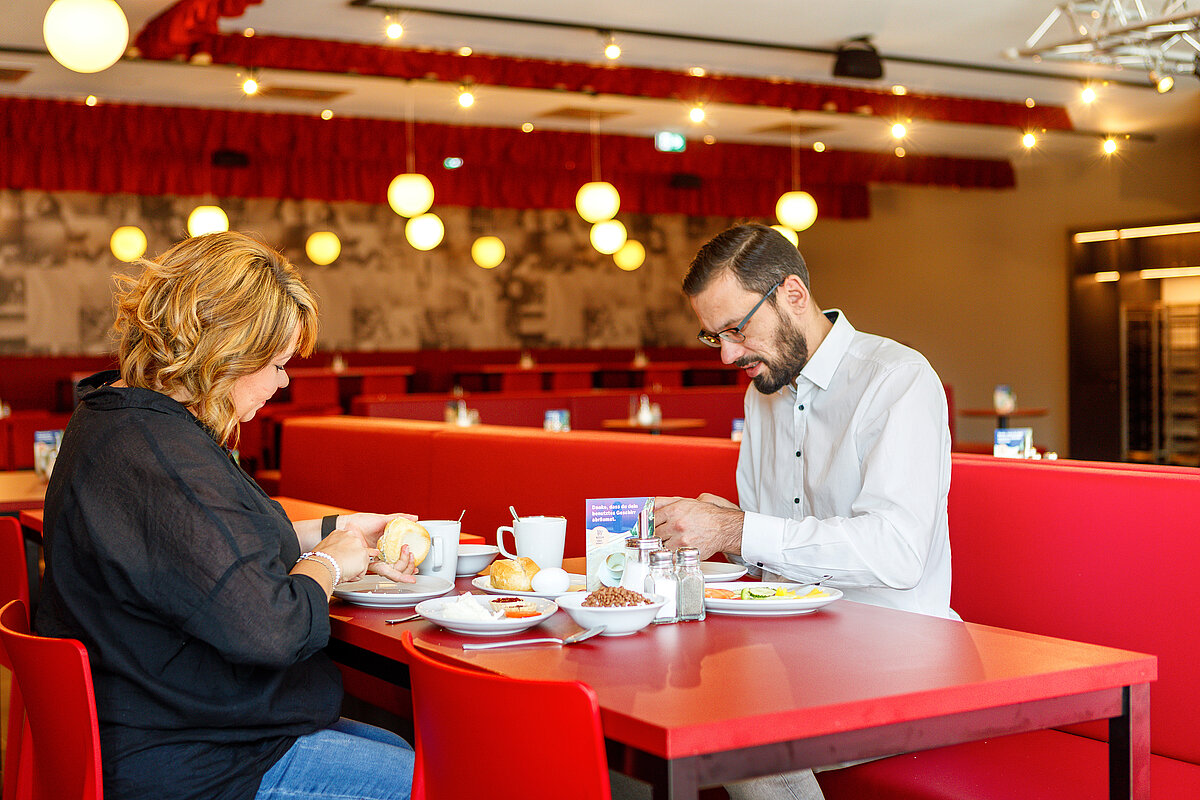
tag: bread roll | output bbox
[377,518,430,565]
[489,557,540,591]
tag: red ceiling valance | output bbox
[0,97,1016,219]
[131,1,1072,132]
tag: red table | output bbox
[0,470,46,512]
[286,366,416,407]
[327,561,1155,799]
[601,418,707,435]
[460,363,600,392]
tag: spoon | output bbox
[508,505,519,522]
[458,509,466,523]
[462,625,605,650]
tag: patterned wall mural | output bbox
[0,189,738,355]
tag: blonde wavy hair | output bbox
[114,231,318,447]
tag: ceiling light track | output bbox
[353,0,1165,88]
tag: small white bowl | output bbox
[456,544,500,577]
[555,592,666,636]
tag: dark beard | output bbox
[742,313,808,394]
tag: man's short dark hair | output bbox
[682,223,810,297]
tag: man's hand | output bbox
[653,495,744,561]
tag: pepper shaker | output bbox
[675,547,706,621]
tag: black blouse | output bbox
[36,372,341,800]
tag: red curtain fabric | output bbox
[134,0,264,60]
[0,97,1015,217]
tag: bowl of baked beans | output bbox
[556,586,666,636]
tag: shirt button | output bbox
[798,404,805,411]
[794,497,800,504]
[795,450,801,457]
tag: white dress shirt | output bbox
[735,310,954,618]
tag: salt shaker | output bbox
[675,547,706,621]
[619,535,661,595]
[649,549,678,623]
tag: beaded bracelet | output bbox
[297,550,342,586]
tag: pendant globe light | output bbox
[590,220,627,255]
[775,121,818,232]
[109,225,147,262]
[613,239,645,271]
[471,236,506,269]
[43,0,129,74]
[388,86,435,218]
[187,205,229,237]
[769,225,799,247]
[305,231,342,265]
[575,112,620,223]
[405,213,444,251]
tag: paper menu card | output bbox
[994,427,1033,458]
[586,497,652,591]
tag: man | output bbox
[654,222,954,800]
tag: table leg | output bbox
[1109,682,1150,800]
[642,758,699,800]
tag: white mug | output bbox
[496,515,566,570]
[415,519,461,582]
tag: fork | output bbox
[384,613,422,624]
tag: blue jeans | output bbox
[255,718,414,800]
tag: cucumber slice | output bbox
[743,586,777,600]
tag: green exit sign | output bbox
[654,131,687,152]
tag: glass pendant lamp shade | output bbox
[613,239,645,271]
[387,173,435,217]
[575,181,620,223]
[471,236,505,268]
[590,220,627,255]
[109,226,146,262]
[769,225,799,246]
[43,0,129,74]
[405,213,444,250]
[305,231,341,265]
[187,206,229,237]
[775,190,818,231]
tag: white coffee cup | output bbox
[496,515,566,570]
[415,519,461,583]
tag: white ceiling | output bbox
[3,0,1199,162]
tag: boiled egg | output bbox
[530,567,571,594]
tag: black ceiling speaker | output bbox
[211,149,250,168]
[832,37,883,80]
[669,173,703,190]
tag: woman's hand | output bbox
[338,512,417,547]
[371,544,418,583]
[340,512,420,583]
[312,528,375,583]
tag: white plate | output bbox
[704,582,842,616]
[471,574,587,599]
[701,562,748,582]
[332,575,455,608]
[416,594,558,636]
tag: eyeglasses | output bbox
[696,280,782,347]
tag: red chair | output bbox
[1,518,32,800]
[400,631,611,800]
[0,599,103,800]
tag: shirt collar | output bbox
[796,309,854,392]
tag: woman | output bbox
[36,231,417,800]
